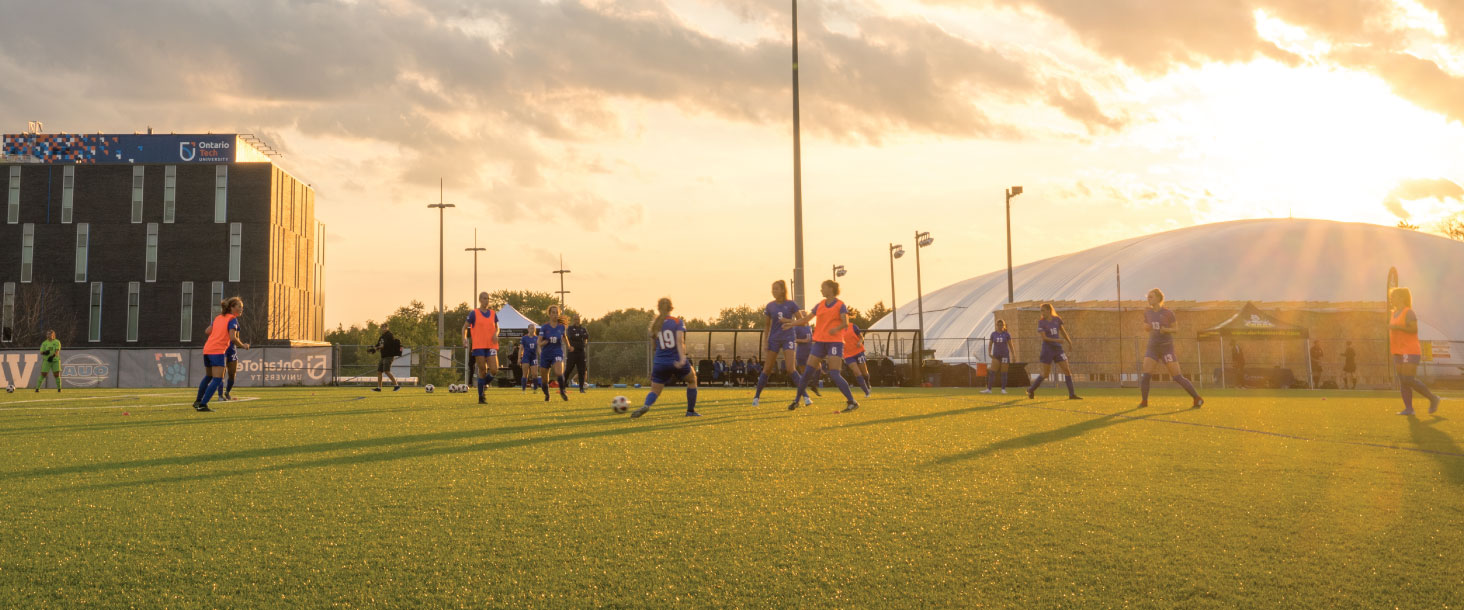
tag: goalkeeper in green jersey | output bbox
[37,330,62,392]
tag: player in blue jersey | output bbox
[1138,288,1204,409]
[981,319,1015,394]
[783,280,860,412]
[631,297,700,418]
[753,280,804,406]
[537,305,570,402]
[1027,303,1082,400]
[792,319,820,404]
[519,324,540,392]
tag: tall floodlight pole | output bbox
[889,244,904,332]
[465,228,486,301]
[791,0,806,308]
[427,179,455,350]
[915,231,934,383]
[553,254,571,307]
[1005,186,1023,303]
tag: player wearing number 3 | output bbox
[1138,288,1203,409]
[631,297,700,418]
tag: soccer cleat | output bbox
[787,400,800,411]
[1137,402,1148,409]
[1026,388,1035,400]
[1192,397,1204,409]
[809,386,822,397]
[393,385,401,392]
[803,395,813,406]
[478,397,487,405]
[686,410,701,417]
[752,398,760,406]
[222,393,232,401]
[372,388,382,392]
[979,388,992,394]
[1068,395,1083,400]
[1397,409,1415,416]
[194,403,213,412]
[560,391,569,402]
[544,393,551,402]
[841,401,860,413]
[1001,389,1008,394]
[630,405,650,418]
[1428,396,1441,414]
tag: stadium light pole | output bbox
[889,244,904,332]
[465,228,486,302]
[427,180,455,351]
[791,0,806,309]
[832,264,846,282]
[1005,186,1023,303]
[553,254,571,307]
[915,231,934,383]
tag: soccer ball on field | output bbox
[4,383,13,394]
[425,384,435,393]
[611,395,630,413]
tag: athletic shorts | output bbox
[651,361,693,385]
[40,358,61,373]
[810,341,843,359]
[843,353,867,366]
[203,354,228,368]
[796,344,811,363]
[767,336,796,353]
[1394,353,1421,365]
[471,348,498,359]
[520,352,537,365]
[1343,362,1357,373]
[1039,343,1067,364]
[1145,342,1175,363]
[377,357,393,373]
[538,349,564,368]
[990,355,1009,366]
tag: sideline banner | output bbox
[1,348,332,389]
[0,350,118,389]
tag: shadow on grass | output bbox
[833,399,1026,429]
[1407,415,1464,485]
[0,397,383,437]
[927,406,1193,466]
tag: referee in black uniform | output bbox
[565,314,591,393]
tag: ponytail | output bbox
[220,296,243,316]
[649,297,673,336]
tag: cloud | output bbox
[1045,79,1127,133]
[1383,178,1464,219]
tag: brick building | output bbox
[0,132,324,347]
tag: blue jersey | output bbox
[793,325,812,343]
[1038,317,1064,344]
[989,330,1011,357]
[764,300,800,341]
[1145,308,1176,346]
[653,317,687,365]
[520,335,538,357]
[539,323,566,352]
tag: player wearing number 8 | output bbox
[1138,288,1203,409]
[630,297,700,418]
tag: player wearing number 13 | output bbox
[1138,288,1203,409]
[630,298,700,418]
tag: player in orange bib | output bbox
[1389,287,1441,415]
[841,322,872,397]
[462,291,501,405]
[193,297,249,412]
[782,280,860,412]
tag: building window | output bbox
[144,223,159,282]
[131,166,144,223]
[75,223,89,283]
[20,223,34,283]
[6,166,19,224]
[180,281,194,342]
[126,282,140,342]
[61,166,74,224]
[89,282,103,342]
[1,282,14,343]
[214,165,228,222]
[163,165,176,223]
[229,223,242,282]
[210,281,224,311]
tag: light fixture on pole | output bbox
[553,254,571,307]
[888,244,904,332]
[427,179,455,351]
[914,231,934,382]
[832,264,846,281]
[465,228,486,303]
[1005,185,1023,304]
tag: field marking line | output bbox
[0,393,174,407]
[1018,403,1464,459]
[0,396,260,412]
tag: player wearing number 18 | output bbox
[537,305,571,402]
[630,298,700,418]
[1137,288,1203,409]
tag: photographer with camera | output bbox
[36,330,62,392]
[370,323,404,392]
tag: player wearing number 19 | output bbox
[784,280,860,413]
[462,291,501,405]
[631,298,700,418]
[1138,288,1203,409]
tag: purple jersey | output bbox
[1144,307,1176,347]
[989,330,1011,357]
[1038,317,1064,344]
[653,317,687,365]
[764,299,800,342]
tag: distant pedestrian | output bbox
[1342,341,1358,390]
[1310,341,1324,387]
[371,323,403,392]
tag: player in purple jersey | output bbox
[537,305,570,402]
[631,298,700,418]
[753,280,805,406]
[1027,303,1082,400]
[792,321,819,403]
[981,319,1015,394]
[1139,288,1204,409]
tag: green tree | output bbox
[852,301,890,330]
[713,305,763,330]
[485,290,579,326]
[1439,214,1464,241]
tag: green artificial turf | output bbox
[1,385,1461,608]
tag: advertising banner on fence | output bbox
[0,350,119,389]
[2,347,331,389]
[117,350,195,388]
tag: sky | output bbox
[2,0,1463,327]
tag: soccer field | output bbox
[1,386,1461,608]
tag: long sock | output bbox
[856,375,870,394]
[687,388,698,411]
[789,370,802,391]
[1141,373,1152,403]
[478,375,488,398]
[643,391,659,407]
[1064,375,1076,397]
[986,370,994,389]
[521,375,527,390]
[1030,374,1045,392]
[754,372,769,399]
[557,376,567,394]
[1001,370,1009,389]
[200,377,223,406]
[830,371,855,402]
[195,376,213,403]
[542,378,550,398]
[1406,376,1439,402]
[226,375,236,395]
[577,370,586,390]
[1400,380,1414,411]
[1175,375,1200,400]
[792,369,810,402]
[214,379,226,400]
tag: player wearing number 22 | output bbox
[1138,288,1203,409]
[631,298,700,418]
